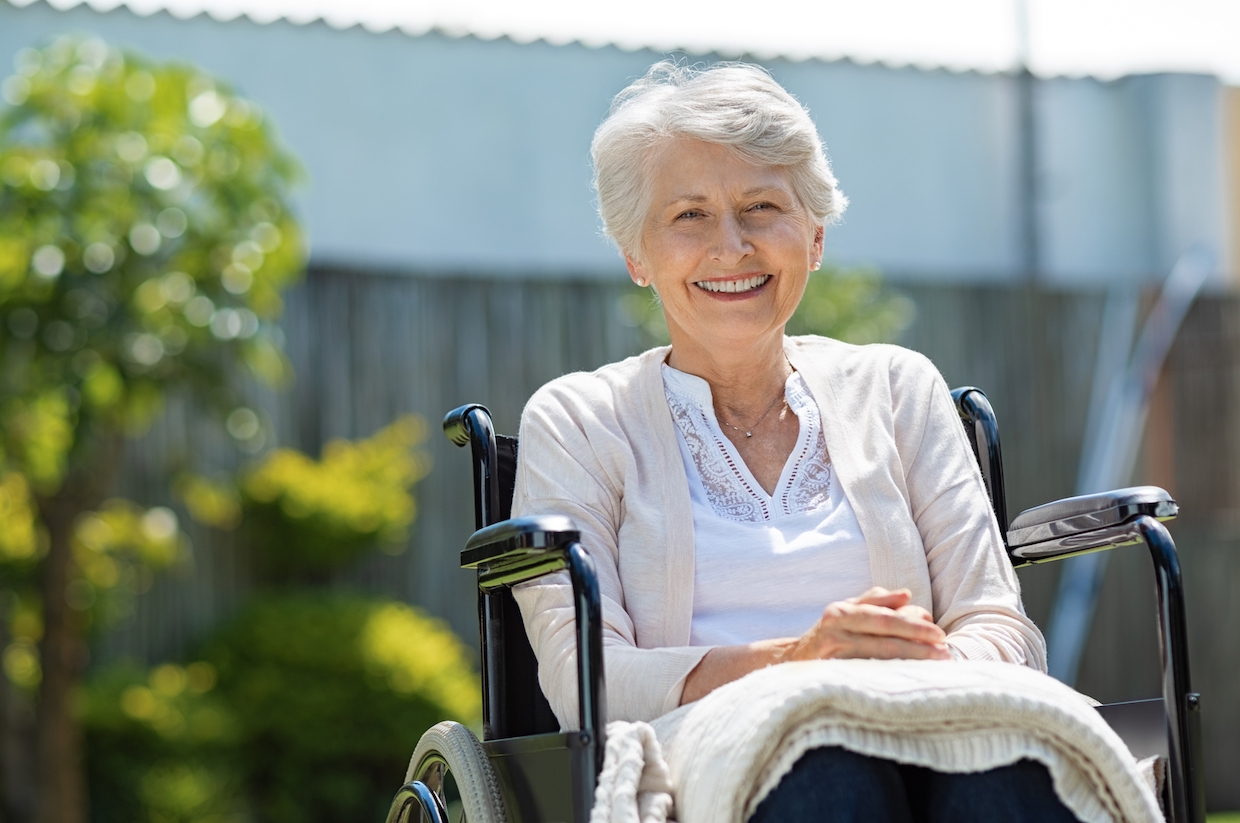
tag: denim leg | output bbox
[748,747,915,823]
[900,759,1083,823]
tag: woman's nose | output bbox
[710,212,753,265]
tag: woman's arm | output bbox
[511,376,712,727]
[891,351,1048,669]
[680,587,950,704]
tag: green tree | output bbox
[0,36,304,823]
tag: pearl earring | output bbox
[811,261,821,272]
[635,278,645,286]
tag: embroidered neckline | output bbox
[662,367,833,523]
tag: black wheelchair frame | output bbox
[386,388,1204,823]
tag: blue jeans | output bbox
[748,747,1082,823]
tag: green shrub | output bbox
[82,661,244,823]
[201,592,478,823]
[84,593,479,823]
[237,416,430,582]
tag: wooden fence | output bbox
[99,269,1240,810]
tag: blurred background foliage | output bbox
[237,415,431,582]
[786,265,915,344]
[0,34,304,464]
[618,263,914,345]
[79,418,466,823]
[76,417,461,823]
[84,594,478,823]
[0,35,475,823]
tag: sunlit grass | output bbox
[1208,813,1240,822]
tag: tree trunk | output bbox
[0,613,8,823]
[1,574,37,823]
[34,495,87,823]
[34,434,122,823]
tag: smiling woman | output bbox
[625,139,823,382]
[505,61,1125,823]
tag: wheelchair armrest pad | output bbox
[1007,486,1177,549]
[461,515,580,578]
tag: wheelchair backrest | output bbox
[950,387,1009,538]
[444,403,561,739]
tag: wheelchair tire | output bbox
[402,721,506,823]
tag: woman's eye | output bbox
[675,210,702,221]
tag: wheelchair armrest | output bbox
[461,515,581,590]
[1006,486,1178,565]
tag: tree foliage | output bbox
[0,35,303,478]
[0,33,305,667]
[0,34,305,823]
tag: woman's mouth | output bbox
[694,274,771,294]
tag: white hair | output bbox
[591,61,847,260]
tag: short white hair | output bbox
[591,61,847,260]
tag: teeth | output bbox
[696,275,770,294]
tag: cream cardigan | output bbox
[512,336,1047,728]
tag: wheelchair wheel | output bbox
[391,721,506,823]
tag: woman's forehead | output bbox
[647,140,796,205]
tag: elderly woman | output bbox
[511,62,1079,822]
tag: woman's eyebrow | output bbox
[661,187,787,208]
[740,186,790,198]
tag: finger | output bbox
[830,604,947,644]
[847,587,911,608]
[895,604,936,624]
[836,633,952,661]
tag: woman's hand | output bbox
[680,587,950,705]
[779,587,950,663]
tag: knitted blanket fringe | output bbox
[590,659,1163,823]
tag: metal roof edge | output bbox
[5,0,1231,84]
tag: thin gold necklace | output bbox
[719,390,787,438]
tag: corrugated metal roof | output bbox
[7,0,1240,82]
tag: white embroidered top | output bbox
[661,365,873,647]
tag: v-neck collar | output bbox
[661,364,814,514]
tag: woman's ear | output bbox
[625,253,649,287]
[812,225,825,262]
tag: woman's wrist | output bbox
[681,639,798,705]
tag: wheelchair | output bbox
[384,387,1205,823]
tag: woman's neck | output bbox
[665,329,792,418]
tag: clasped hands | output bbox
[775,586,951,664]
[681,587,950,705]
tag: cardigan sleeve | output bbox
[888,349,1048,671]
[509,378,710,729]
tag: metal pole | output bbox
[1014,0,1039,281]
[1046,248,1212,684]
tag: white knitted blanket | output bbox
[590,659,1163,823]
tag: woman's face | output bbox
[626,139,823,357]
